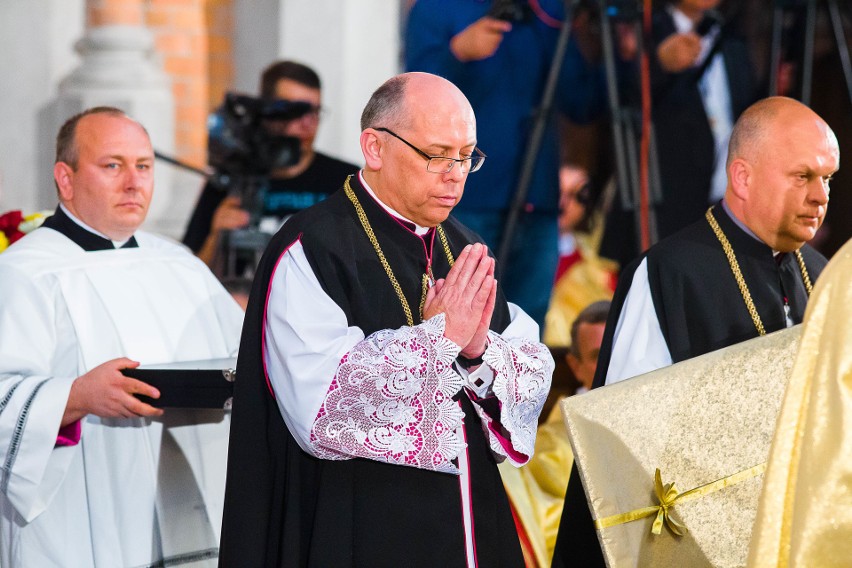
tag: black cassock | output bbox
[219,176,536,568]
[552,203,827,567]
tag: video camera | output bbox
[489,0,642,24]
[488,0,530,22]
[207,92,312,179]
[205,92,313,279]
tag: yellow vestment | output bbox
[748,239,852,567]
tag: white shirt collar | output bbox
[60,203,132,248]
[669,5,696,34]
[668,5,720,62]
[358,171,431,236]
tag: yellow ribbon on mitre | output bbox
[594,464,767,537]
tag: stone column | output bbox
[233,0,403,166]
[279,0,403,166]
[0,0,84,214]
[51,0,177,235]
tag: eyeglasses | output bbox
[375,127,486,174]
[263,101,323,123]
[300,105,323,121]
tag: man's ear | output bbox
[728,158,751,201]
[54,162,74,202]
[566,352,580,377]
[360,129,383,171]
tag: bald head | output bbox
[360,72,474,133]
[727,97,827,169]
[53,109,155,241]
[359,72,478,227]
[725,96,838,251]
[56,106,148,170]
[361,74,410,131]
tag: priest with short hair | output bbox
[553,96,838,567]
[220,72,554,568]
[0,107,244,566]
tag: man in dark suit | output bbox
[601,0,757,267]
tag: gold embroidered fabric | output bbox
[594,464,768,537]
[343,177,454,325]
[705,206,813,336]
[561,325,802,567]
[748,239,852,568]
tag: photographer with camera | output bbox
[599,0,758,267]
[405,0,608,333]
[182,60,359,273]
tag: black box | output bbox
[123,358,237,409]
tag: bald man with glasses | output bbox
[220,72,554,568]
[374,126,487,174]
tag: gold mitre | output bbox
[562,325,802,568]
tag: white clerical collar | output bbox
[59,203,133,248]
[358,171,431,236]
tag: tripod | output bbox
[217,176,272,281]
[497,0,581,270]
[769,0,852,106]
[154,151,272,281]
[597,0,661,254]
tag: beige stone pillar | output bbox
[56,0,177,235]
[86,0,145,26]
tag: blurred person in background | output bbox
[543,165,616,347]
[600,0,757,267]
[405,0,607,330]
[501,300,611,567]
[182,60,359,271]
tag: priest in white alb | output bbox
[0,107,244,567]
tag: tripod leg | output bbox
[623,111,644,247]
[802,0,818,105]
[827,0,852,106]
[597,0,646,258]
[647,124,661,244]
[769,4,785,96]
[598,0,633,211]
[496,0,579,269]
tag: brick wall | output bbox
[88,0,234,169]
[146,0,207,169]
[87,0,144,25]
[205,0,234,113]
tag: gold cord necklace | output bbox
[705,206,813,335]
[344,176,455,326]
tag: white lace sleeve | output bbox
[309,314,467,474]
[469,305,554,466]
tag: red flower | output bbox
[0,210,25,244]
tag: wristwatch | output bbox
[456,353,484,369]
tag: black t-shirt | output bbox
[182,152,360,252]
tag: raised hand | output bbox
[62,357,164,426]
[450,16,513,63]
[657,32,702,73]
[461,262,497,359]
[211,195,251,234]
[198,195,251,267]
[423,243,496,355]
